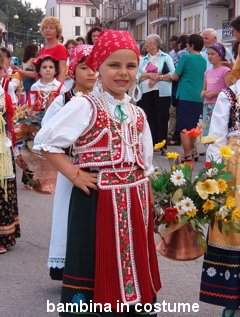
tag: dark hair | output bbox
[177,35,189,50]
[188,34,204,52]
[86,26,102,45]
[232,41,240,60]
[0,47,12,58]
[22,44,39,63]
[75,36,85,44]
[170,36,178,42]
[230,16,240,33]
[35,56,60,77]
[64,39,78,49]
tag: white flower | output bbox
[170,170,186,186]
[180,197,195,213]
[207,267,217,277]
[206,168,218,177]
[71,91,83,100]
[217,206,229,218]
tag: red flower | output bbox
[164,207,178,223]
[204,162,212,169]
[182,126,203,138]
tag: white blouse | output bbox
[34,90,154,175]
[206,80,240,161]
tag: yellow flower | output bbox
[220,146,233,159]
[226,196,236,209]
[217,179,228,192]
[202,199,215,213]
[231,208,240,221]
[186,208,197,218]
[196,179,219,199]
[166,152,180,159]
[200,135,218,144]
[172,165,177,171]
[154,140,166,150]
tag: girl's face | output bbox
[99,49,138,100]
[39,60,56,82]
[42,24,57,40]
[92,31,100,44]
[74,62,96,93]
[207,48,222,65]
[233,28,240,43]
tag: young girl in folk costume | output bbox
[22,55,66,194]
[199,57,240,317]
[0,52,20,254]
[34,30,161,316]
[201,43,230,136]
[42,45,96,280]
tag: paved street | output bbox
[0,147,223,317]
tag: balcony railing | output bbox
[149,2,177,25]
[119,0,146,21]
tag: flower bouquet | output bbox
[152,139,240,260]
[13,105,42,144]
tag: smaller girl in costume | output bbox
[43,45,96,280]
[21,55,66,194]
[0,51,20,254]
[34,30,161,316]
[201,42,230,136]
[199,54,240,317]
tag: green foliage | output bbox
[0,0,44,51]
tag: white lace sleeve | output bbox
[33,97,93,153]
[142,119,154,176]
[206,91,231,162]
[41,95,64,126]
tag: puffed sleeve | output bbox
[33,96,93,153]
[41,95,64,126]
[206,91,231,161]
[142,116,154,176]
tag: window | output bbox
[194,14,200,33]
[91,8,97,17]
[74,7,81,17]
[188,17,193,34]
[75,26,81,36]
[183,18,187,33]
[50,7,55,16]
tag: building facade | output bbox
[45,0,100,41]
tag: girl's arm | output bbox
[42,151,98,195]
[224,70,232,87]
[58,59,67,83]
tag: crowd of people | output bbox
[1,13,240,317]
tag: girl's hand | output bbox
[72,170,98,195]
[204,91,216,99]
[200,90,207,97]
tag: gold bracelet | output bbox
[71,169,81,184]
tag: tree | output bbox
[0,0,44,58]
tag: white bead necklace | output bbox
[99,94,139,181]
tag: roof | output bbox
[56,0,94,4]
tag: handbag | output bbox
[162,61,170,74]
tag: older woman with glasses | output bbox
[137,34,175,154]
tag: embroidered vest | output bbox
[72,94,145,169]
[28,83,63,111]
[222,88,239,132]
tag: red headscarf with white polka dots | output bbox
[86,30,140,71]
[68,44,93,78]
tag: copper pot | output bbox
[156,222,206,261]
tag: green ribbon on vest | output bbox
[114,105,128,124]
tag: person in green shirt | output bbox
[172,34,206,162]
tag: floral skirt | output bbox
[200,136,240,309]
[60,176,161,316]
[0,166,20,248]
[202,103,215,137]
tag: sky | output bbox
[22,0,46,11]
